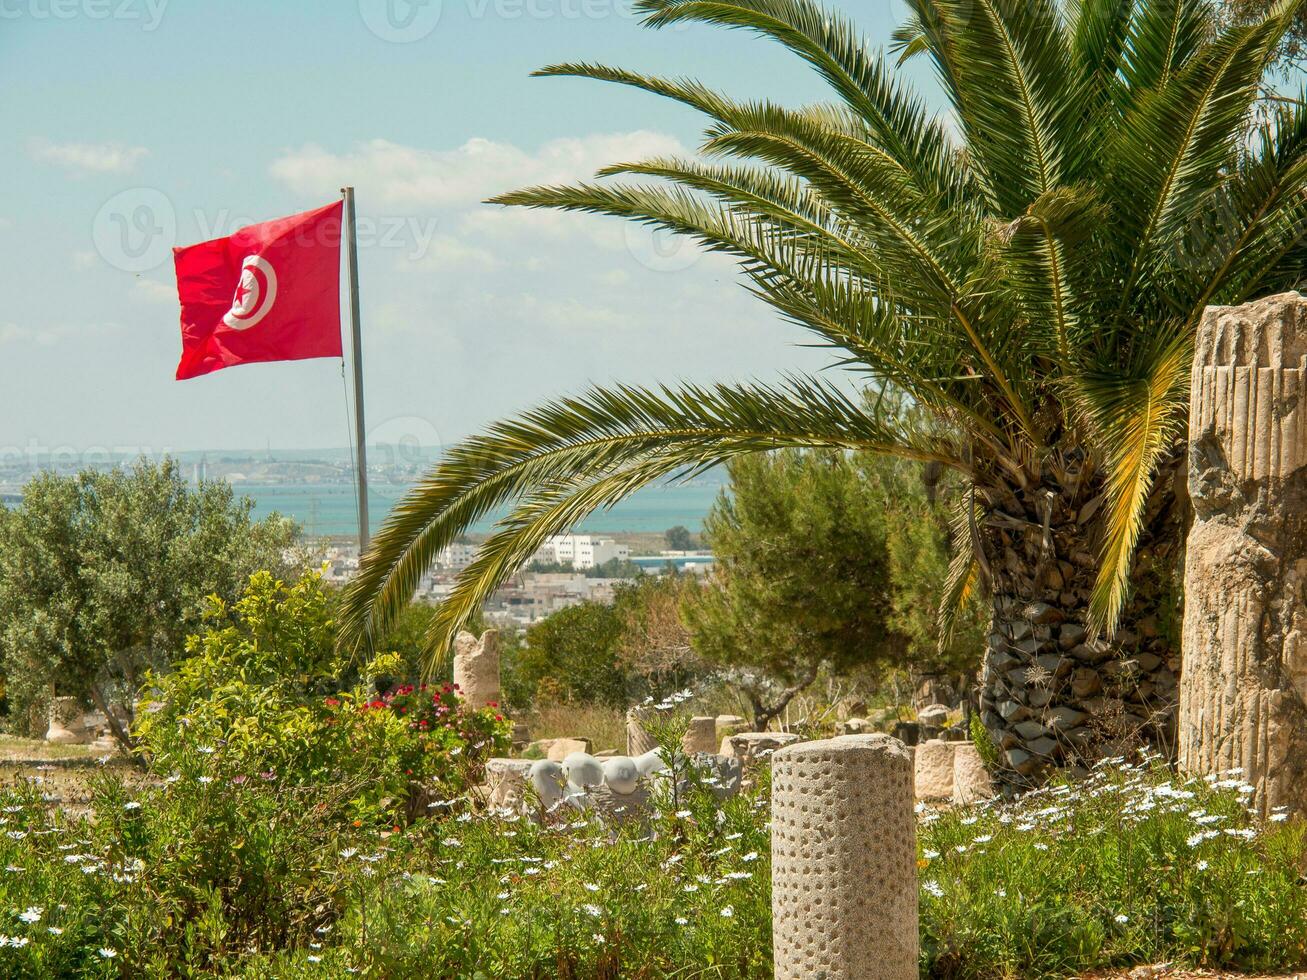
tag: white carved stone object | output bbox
[451,629,501,708]
[951,743,996,805]
[633,749,666,778]
[601,756,640,795]
[682,716,718,755]
[913,739,957,801]
[626,707,657,757]
[562,752,604,791]
[528,760,567,809]
[1179,292,1307,816]
[485,758,534,808]
[45,697,86,745]
[771,734,917,980]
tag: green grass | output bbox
[0,754,1298,976]
[917,758,1307,978]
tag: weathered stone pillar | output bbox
[913,738,957,801]
[681,716,717,754]
[45,697,86,745]
[1180,291,1307,816]
[771,734,917,980]
[452,629,501,708]
[625,706,657,757]
[952,743,996,805]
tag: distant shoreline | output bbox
[237,480,721,539]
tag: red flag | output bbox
[174,200,343,380]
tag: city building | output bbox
[531,534,630,570]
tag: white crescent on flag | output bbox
[222,255,278,330]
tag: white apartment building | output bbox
[531,533,630,570]
[436,542,479,569]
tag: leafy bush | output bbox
[0,459,300,741]
[135,571,509,825]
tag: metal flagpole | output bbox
[341,187,370,554]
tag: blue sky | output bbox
[0,0,935,458]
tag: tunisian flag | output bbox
[174,200,343,380]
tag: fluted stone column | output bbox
[771,734,917,980]
[452,629,501,708]
[1180,291,1307,816]
[626,707,657,757]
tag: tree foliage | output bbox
[681,449,981,722]
[0,460,298,743]
[504,601,629,708]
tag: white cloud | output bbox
[408,235,503,272]
[129,278,175,304]
[29,139,149,175]
[269,131,685,210]
[0,321,121,347]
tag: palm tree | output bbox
[342,0,1307,784]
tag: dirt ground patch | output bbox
[0,734,145,812]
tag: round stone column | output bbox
[770,734,917,980]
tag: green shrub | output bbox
[134,571,510,826]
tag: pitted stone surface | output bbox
[452,629,501,708]
[682,716,718,755]
[771,734,917,980]
[951,743,996,805]
[913,739,957,801]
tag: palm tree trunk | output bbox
[976,450,1186,789]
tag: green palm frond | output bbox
[633,0,963,202]
[339,379,956,658]
[1074,330,1192,634]
[937,490,983,649]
